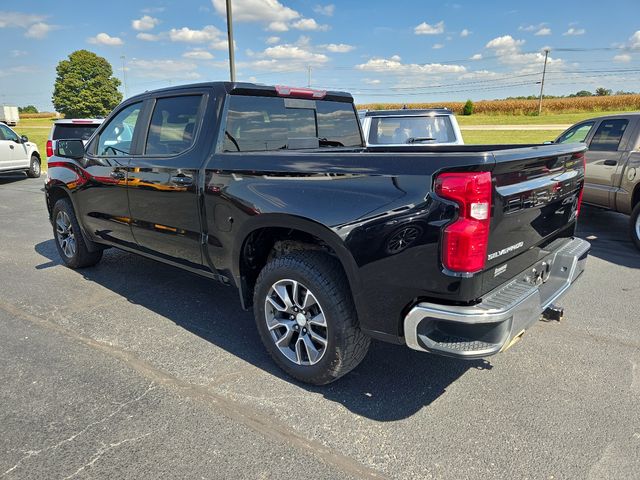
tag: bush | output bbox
[463,99,474,116]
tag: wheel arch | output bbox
[233,214,361,311]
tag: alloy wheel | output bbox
[55,210,76,258]
[264,279,328,366]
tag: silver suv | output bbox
[46,119,103,158]
[360,108,464,146]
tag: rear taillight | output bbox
[46,140,53,158]
[434,171,492,273]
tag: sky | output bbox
[2,0,640,111]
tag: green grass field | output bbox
[462,129,564,145]
[456,110,633,126]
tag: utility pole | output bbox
[537,49,549,115]
[307,65,311,87]
[225,0,236,82]
[120,55,128,98]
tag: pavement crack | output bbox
[0,299,387,480]
[62,432,153,479]
[0,383,155,478]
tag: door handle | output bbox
[603,160,617,166]
[110,170,125,180]
[170,175,193,186]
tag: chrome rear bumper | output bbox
[403,237,590,358]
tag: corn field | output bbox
[358,94,640,115]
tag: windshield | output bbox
[368,115,456,144]
[52,124,100,141]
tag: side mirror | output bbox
[20,135,28,143]
[55,139,85,159]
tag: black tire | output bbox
[630,202,640,251]
[253,251,370,385]
[27,155,41,178]
[52,198,103,268]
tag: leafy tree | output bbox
[575,90,592,97]
[18,105,39,113]
[52,50,122,118]
[595,87,612,96]
[462,99,474,115]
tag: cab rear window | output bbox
[222,95,362,152]
[52,124,99,141]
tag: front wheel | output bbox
[253,251,370,385]
[52,198,103,268]
[27,155,41,178]
[630,202,640,251]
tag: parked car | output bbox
[554,113,640,249]
[360,108,464,146]
[0,123,41,177]
[0,106,20,126]
[46,82,589,385]
[46,118,103,158]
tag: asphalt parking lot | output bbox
[1,174,639,479]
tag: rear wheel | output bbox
[52,198,103,268]
[27,155,40,178]
[253,251,370,385]
[631,202,640,251]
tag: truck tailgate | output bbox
[482,144,586,292]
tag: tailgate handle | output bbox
[603,160,617,166]
[171,175,193,186]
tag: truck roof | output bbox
[583,111,640,121]
[364,108,453,117]
[131,81,354,103]
[53,119,104,124]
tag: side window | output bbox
[556,122,594,144]
[0,124,19,142]
[97,102,142,156]
[589,119,628,152]
[145,95,202,155]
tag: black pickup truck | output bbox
[45,82,590,384]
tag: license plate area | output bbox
[523,259,552,286]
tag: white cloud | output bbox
[128,59,200,80]
[169,25,223,43]
[535,27,551,36]
[629,31,640,49]
[264,44,328,63]
[25,22,55,39]
[563,27,585,36]
[0,11,46,28]
[458,69,500,80]
[132,15,160,31]
[414,20,445,35]
[137,32,161,41]
[291,18,329,31]
[433,43,444,49]
[470,53,482,60]
[321,43,354,53]
[314,4,335,16]
[268,21,289,32]
[363,78,381,85]
[11,49,27,57]
[266,36,280,44]
[212,0,300,24]
[485,35,562,68]
[519,23,546,32]
[183,49,214,60]
[460,28,470,37]
[613,53,631,63]
[356,56,466,74]
[88,32,124,46]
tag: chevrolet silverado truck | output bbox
[554,113,640,250]
[45,82,590,385]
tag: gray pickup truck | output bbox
[555,113,640,249]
